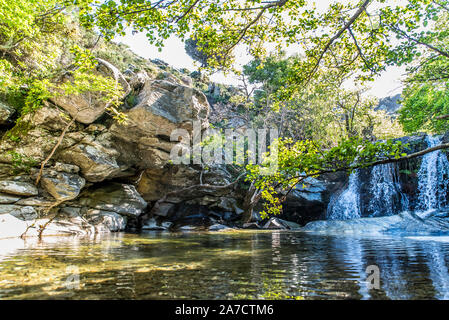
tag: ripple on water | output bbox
[0,231,449,299]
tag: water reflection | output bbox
[0,231,449,299]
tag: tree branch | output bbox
[305,0,372,85]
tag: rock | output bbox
[21,104,78,132]
[40,173,86,201]
[50,59,130,124]
[0,193,20,204]
[53,162,80,174]
[214,197,244,215]
[138,166,200,201]
[78,183,147,217]
[179,225,198,231]
[262,217,301,230]
[15,197,55,207]
[85,209,127,232]
[60,206,82,218]
[281,174,344,225]
[209,223,232,231]
[0,101,15,125]
[151,202,176,217]
[129,71,150,91]
[141,217,172,230]
[110,80,209,169]
[0,205,38,221]
[242,222,261,229]
[58,139,122,182]
[0,180,38,196]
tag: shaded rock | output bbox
[214,197,243,215]
[0,205,37,221]
[0,180,38,196]
[50,59,130,124]
[0,101,15,125]
[53,162,80,174]
[40,173,85,201]
[85,209,127,232]
[60,206,82,218]
[281,174,345,225]
[151,202,176,217]
[78,183,147,217]
[242,222,261,229]
[0,193,20,204]
[138,166,200,201]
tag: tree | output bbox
[399,12,449,134]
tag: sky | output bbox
[115,0,407,99]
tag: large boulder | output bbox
[50,59,130,124]
[110,79,209,169]
[77,183,147,217]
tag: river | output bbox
[1,230,449,299]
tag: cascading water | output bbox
[327,170,361,220]
[417,135,449,211]
[326,134,448,221]
[368,163,408,217]
[327,163,407,220]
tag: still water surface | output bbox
[1,230,449,299]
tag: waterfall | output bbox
[327,170,361,220]
[327,134,449,221]
[327,163,407,220]
[417,135,449,211]
[368,163,408,217]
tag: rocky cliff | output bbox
[0,54,250,238]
